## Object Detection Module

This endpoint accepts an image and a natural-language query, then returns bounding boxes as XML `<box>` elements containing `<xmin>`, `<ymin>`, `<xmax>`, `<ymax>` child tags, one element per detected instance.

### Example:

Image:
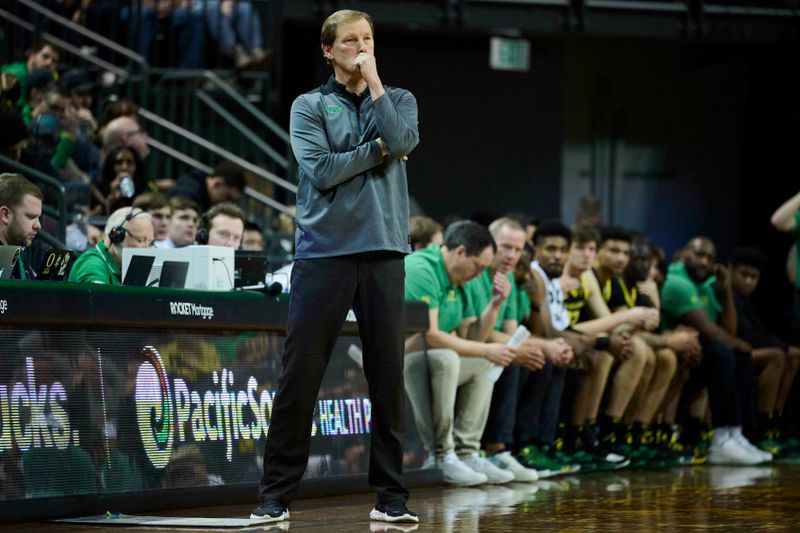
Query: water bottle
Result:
<box><xmin>119</xmin><ymin>175</ymin><xmax>135</xmax><ymax>198</ymax></box>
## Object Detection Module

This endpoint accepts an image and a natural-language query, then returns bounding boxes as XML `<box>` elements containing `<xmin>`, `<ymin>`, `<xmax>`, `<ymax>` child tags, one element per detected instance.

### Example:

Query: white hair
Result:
<box><xmin>104</xmin><ymin>206</ymin><xmax>151</xmax><ymax>235</ymax></box>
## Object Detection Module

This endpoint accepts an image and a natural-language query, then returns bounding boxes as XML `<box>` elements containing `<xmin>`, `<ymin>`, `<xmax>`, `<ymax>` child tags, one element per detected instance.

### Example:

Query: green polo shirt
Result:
<box><xmin>1</xmin><ymin>62</ymin><xmax>28</xmax><ymax>114</ymax></box>
<box><xmin>660</xmin><ymin>261</ymin><xmax>721</xmax><ymax>331</ymax></box>
<box><xmin>463</xmin><ymin>268</ymin><xmax>517</xmax><ymax>331</ymax></box>
<box><xmin>405</xmin><ymin>244</ymin><xmax>473</xmax><ymax>334</ymax></box>
<box><xmin>68</xmin><ymin>241</ymin><xmax>122</xmax><ymax>285</ymax></box>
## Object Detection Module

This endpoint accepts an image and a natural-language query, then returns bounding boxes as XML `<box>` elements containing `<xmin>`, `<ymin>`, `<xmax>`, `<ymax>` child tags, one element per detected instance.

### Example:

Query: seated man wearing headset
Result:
<box><xmin>196</xmin><ymin>202</ymin><xmax>245</xmax><ymax>249</ymax></box>
<box><xmin>68</xmin><ymin>206</ymin><xmax>154</xmax><ymax>284</ymax></box>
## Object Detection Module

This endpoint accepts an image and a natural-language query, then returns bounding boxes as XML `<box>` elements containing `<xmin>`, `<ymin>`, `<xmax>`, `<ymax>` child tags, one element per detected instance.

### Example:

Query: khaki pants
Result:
<box><xmin>404</xmin><ymin>349</ymin><xmax>494</xmax><ymax>458</ymax></box>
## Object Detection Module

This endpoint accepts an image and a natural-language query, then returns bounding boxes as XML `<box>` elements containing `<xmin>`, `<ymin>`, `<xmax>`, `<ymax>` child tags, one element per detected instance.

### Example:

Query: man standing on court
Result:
<box><xmin>252</xmin><ymin>9</ymin><xmax>420</xmax><ymax>525</ymax></box>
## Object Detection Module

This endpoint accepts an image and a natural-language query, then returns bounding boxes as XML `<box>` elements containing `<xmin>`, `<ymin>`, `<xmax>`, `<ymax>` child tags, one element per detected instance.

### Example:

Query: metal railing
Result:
<box><xmin>139</xmin><ymin>108</ymin><xmax>296</xmax><ymax>217</ymax></box>
<box><xmin>4</xmin><ymin>0</ymin><xmax>297</xmax><ymax>230</ymax></box>
<box><xmin>199</xmin><ymin>71</ymin><xmax>292</xmax><ymax>172</ymax></box>
<box><xmin>15</xmin><ymin>0</ymin><xmax>148</xmax><ymax>67</ymax></box>
<box><xmin>0</xmin><ymin>7</ymin><xmax>131</xmax><ymax>81</ymax></box>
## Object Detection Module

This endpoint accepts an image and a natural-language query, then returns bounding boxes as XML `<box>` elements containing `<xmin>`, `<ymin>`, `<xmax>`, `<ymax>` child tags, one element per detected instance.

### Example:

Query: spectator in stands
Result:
<box><xmin>1</xmin><ymin>71</ymin><xmax>20</xmax><ymax>109</ymax></box>
<box><xmin>102</xmin><ymin>116</ymin><xmax>150</xmax><ymax>162</ymax></box>
<box><xmin>26</xmin><ymin>88</ymin><xmax>84</xmax><ymax>182</ymax></box>
<box><xmin>409</xmin><ymin>215</ymin><xmax>443</xmax><ymax>251</ymax></box>
<box><xmin>20</xmin><ymin>68</ymin><xmax>58</xmax><ymax>125</ymax></box>
<box><xmin>661</xmin><ymin>236</ymin><xmax>771</xmax><ymax>464</ymax></box>
<box><xmin>100</xmin><ymin>98</ymin><xmax>140</xmax><ymax>132</ymax></box>
<box><xmin>60</xmin><ymin>68</ymin><xmax>95</xmax><ymax>115</ymax></box>
<box><xmin>169</xmin><ymin>161</ymin><xmax>245</xmax><ymax>213</ymax></box>
<box><xmin>133</xmin><ymin>191</ymin><xmax>172</xmax><ymax>243</ymax></box>
<box><xmin>403</xmin><ymin>220</ymin><xmax>515</xmax><ymax>486</ymax></box>
<box><xmin>68</xmin><ymin>206</ymin><xmax>153</xmax><ymax>285</ymax></box>
<box><xmin>94</xmin><ymin>145</ymin><xmax>146</xmax><ymax>215</ymax></box>
<box><xmin>195</xmin><ymin>1</ymin><xmax>271</xmax><ymax>69</ymax></box>
<box><xmin>729</xmin><ymin>246</ymin><xmax>800</xmax><ymax>453</ymax></box>
<box><xmin>242</xmin><ymin>221</ymin><xmax>264</xmax><ymax>251</ymax></box>
<box><xmin>198</xmin><ymin>202</ymin><xmax>244</xmax><ymax>248</ymax></box>
<box><xmin>0</xmin><ymin>173</ymin><xmax>46</xmax><ymax>279</ymax></box>
<box><xmin>156</xmin><ymin>196</ymin><xmax>199</xmax><ymax>249</ymax></box>
<box><xmin>60</xmin><ymin>68</ymin><xmax>100</xmax><ymax>179</ymax></box>
<box><xmin>0</xmin><ymin>107</ymin><xmax>28</xmax><ymax>163</ymax></box>
<box><xmin>121</xmin><ymin>1</ymin><xmax>205</xmax><ymax>69</ymax></box>
<box><xmin>1</xmin><ymin>41</ymin><xmax>60</xmax><ymax>117</ymax></box>
<box><xmin>102</xmin><ymin>111</ymin><xmax>178</xmax><ymax>193</ymax></box>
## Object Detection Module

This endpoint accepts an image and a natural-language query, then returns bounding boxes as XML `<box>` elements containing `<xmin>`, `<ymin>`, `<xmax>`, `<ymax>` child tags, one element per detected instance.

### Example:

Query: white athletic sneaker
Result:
<box><xmin>708</xmin><ymin>435</ymin><xmax>766</xmax><ymax>465</ymax></box>
<box><xmin>438</xmin><ymin>452</ymin><xmax>488</xmax><ymax>486</ymax></box>
<box><xmin>462</xmin><ymin>453</ymin><xmax>515</xmax><ymax>484</ymax></box>
<box><xmin>420</xmin><ymin>454</ymin><xmax>436</xmax><ymax>470</ymax></box>
<box><xmin>732</xmin><ymin>431</ymin><xmax>773</xmax><ymax>462</ymax></box>
<box><xmin>488</xmin><ymin>451</ymin><xmax>538</xmax><ymax>482</ymax></box>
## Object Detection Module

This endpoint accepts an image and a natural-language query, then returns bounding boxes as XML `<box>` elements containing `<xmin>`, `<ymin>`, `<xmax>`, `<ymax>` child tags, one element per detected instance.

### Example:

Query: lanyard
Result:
<box><xmin>619</xmin><ymin>278</ymin><xmax>638</xmax><ymax>308</ymax></box>
<box><xmin>602</xmin><ymin>276</ymin><xmax>638</xmax><ymax>308</ymax></box>
<box><xmin>17</xmin><ymin>255</ymin><xmax>26</xmax><ymax>280</ymax></box>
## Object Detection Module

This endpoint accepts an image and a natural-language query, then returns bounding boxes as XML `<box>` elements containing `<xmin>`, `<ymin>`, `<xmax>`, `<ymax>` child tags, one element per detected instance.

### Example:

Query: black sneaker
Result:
<box><xmin>250</xmin><ymin>499</ymin><xmax>290</xmax><ymax>522</ymax></box>
<box><xmin>369</xmin><ymin>501</ymin><xmax>419</xmax><ymax>523</ymax></box>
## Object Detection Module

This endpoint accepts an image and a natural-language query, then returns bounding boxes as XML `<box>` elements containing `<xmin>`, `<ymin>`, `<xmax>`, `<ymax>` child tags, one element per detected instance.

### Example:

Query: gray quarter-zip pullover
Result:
<box><xmin>290</xmin><ymin>76</ymin><xmax>419</xmax><ymax>259</ymax></box>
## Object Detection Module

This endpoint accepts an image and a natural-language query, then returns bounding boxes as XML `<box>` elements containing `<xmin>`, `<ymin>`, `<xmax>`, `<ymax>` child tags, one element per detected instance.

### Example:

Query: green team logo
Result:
<box><xmin>324</xmin><ymin>105</ymin><xmax>343</xmax><ymax>114</ymax></box>
<box><xmin>136</xmin><ymin>346</ymin><xmax>174</xmax><ymax>468</ymax></box>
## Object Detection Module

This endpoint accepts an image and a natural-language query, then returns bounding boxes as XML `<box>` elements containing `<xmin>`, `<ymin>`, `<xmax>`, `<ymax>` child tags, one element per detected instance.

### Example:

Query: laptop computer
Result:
<box><xmin>122</xmin><ymin>254</ymin><xmax>156</xmax><ymax>286</ymax></box>
<box><xmin>36</xmin><ymin>249</ymin><xmax>76</xmax><ymax>281</ymax></box>
<box><xmin>234</xmin><ymin>251</ymin><xmax>270</xmax><ymax>289</ymax></box>
<box><xmin>158</xmin><ymin>260</ymin><xmax>189</xmax><ymax>289</ymax></box>
<box><xmin>0</xmin><ymin>245</ymin><xmax>22</xmax><ymax>280</ymax></box>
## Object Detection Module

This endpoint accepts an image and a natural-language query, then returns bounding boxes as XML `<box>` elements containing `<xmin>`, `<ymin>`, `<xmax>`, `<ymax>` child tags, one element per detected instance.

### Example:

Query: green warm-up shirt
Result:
<box><xmin>660</xmin><ymin>261</ymin><xmax>721</xmax><ymax>331</ymax></box>
<box><xmin>463</xmin><ymin>268</ymin><xmax>517</xmax><ymax>331</ymax></box>
<box><xmin>404</xmin><ymin>244</ymin><xmax>474</xmax><ymax>334</ymax></box>
<box><xmin>68</xmin><ymin>241</ymin><xmax>122</xmax><ymax>285</ymax></box>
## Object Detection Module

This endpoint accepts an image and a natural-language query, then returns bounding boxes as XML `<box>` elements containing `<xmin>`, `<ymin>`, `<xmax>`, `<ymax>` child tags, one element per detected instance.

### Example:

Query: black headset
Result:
<box><xmin>195</xmin><ymin>210</ymin><xmax>210</xmax><ymax>245</ymax></box>
<box><xmin>108</xmin><ymin>208</ymin><xmax>144</xmax><ymax>245</ymax></box>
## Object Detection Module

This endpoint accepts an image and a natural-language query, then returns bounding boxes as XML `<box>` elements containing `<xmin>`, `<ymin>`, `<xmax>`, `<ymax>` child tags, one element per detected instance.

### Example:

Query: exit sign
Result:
<box><xmin>490</xmin><ymin>37</ymin><xmax>530</xmax><ymax>72</ymax></box>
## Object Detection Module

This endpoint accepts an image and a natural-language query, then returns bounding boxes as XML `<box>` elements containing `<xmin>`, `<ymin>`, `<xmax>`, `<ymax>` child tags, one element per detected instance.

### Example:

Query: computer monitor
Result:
<box><xmin>234</xmin><ymin>251</ymin><xmax>270</xmax><ymax>289</ymax></box>
<box><xmin>121</xmin><ymin>246</ymin><xmax>235</xmax><ymax>291</ymax></box>
<box><xmin>158</xmin><ymin>260</ymin><xmax>190</xmax><ymax>288</ymax></box>
<box><xmin>122</xmin><ymin>254</ymin><xmax>155</xmax><ymax>286</ymax></box>
<box><xmin>0</xmin><ymin>245</ymin><xmax>22</xmax><ymax>280</ymax></box>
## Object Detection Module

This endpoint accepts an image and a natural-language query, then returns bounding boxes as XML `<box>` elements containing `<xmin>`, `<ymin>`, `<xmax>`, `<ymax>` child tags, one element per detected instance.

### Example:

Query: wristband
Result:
<box><xmin>594</xmin><ymin>336</ymin><xmax>611</xmax><ymax>351</ymax></box>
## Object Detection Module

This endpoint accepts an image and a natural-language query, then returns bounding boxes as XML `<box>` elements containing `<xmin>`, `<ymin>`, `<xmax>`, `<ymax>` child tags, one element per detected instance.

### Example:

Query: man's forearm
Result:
<box><xmin>468</xmin><ymin>302</ymin><xmax>503</xmax><ymax>342</ymax></box>
<box><xmin>372</xmin><ymin>92</ymin><xmax>419</xmax><ymax>159</ymax></box>
<box><xmin>638</xmin><ymin>331</ymin><xmax>669</xmax><ymax>350</ymax></box>
<box><xmin>290</xmin><ymin>98</ymin><xmax>385</xmax><ymax>190</ymax></box>
<box><xmin>771</xmin><ymin>190</ymin><xmax>800</xmax><ymax>232</ymax></box>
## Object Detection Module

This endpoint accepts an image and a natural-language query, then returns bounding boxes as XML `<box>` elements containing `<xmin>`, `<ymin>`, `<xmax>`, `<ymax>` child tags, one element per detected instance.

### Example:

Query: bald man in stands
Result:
<box><xmin>102</xmin><ymin>116</ymin><xmax>150</xmax><ymax>161</ymax></box>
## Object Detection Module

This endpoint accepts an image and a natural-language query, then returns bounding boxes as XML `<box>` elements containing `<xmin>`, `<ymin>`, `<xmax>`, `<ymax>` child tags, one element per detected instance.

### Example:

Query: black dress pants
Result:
<box><xmin>259</xmin><ymin>252</ymin><xmax>408</xmax><ymax>505</ymax></box>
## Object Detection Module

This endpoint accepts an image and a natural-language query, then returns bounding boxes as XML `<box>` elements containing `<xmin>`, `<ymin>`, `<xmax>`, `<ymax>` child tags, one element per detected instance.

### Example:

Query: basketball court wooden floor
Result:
<box><xmin>11</xmin><ymin>463</ymin><xmax>800</xmax><ymax>532</ymax></box>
